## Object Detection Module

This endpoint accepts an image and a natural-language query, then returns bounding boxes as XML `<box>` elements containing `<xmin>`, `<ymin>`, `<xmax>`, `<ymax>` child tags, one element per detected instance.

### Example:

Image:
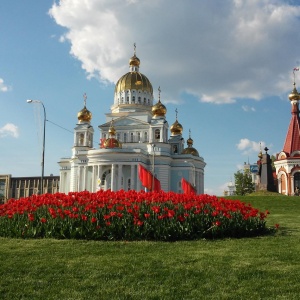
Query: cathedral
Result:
<box><xmin>58</xmin><ymin>48</ymin><xmax>206</xmax><ymax>194</ymax></box>
<box><xmin>274</xmin><ymin>72</ymin><xmax>300</xmax><ymax>195</ymax></box>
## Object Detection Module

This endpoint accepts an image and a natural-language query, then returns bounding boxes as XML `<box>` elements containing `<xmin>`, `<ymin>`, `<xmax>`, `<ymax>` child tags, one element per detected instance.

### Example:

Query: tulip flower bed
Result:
<box><xmin>0</xmin><ymin>190</ymin><xmax>272</xmax><ymax>240</ymax></box>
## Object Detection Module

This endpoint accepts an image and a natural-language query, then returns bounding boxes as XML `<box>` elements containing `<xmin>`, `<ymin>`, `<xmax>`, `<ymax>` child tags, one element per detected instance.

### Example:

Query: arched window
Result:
<box><xmin>79</xmin><ymin>133</ymin><xmax>84</xmax><ymax>145</ymax></box>
<box><xmin>137</xmin><ymin>132</ymin><xmax>141</xmax><ymax>142</ymax></box>
<box><xmin>124</xmin><ymin>133</ymin><xmax>127</xmax><ymax>143</ymax></box>
<box><xmin>144</xmin><ymin>132</ymin><xmax>148</xmax><ymax>142</ymax></box>
<box><xmin>155</xmin><ymin>129</ymin><xmax>160</xmax><ymax>140</ymax></box>
<box><xmin>132</xmin><ymin>96</ymin><xmax>135</xmax><ymax>103</ymax></box>
<box><xmin>294</xmin><ymin>172</ymin><xmax>300</xmax><ymax>191</ymax></box>
<box><xmin>130</xmin><ymin>132</ymin><xmax>134</xmax><ymax>142</ymax></box>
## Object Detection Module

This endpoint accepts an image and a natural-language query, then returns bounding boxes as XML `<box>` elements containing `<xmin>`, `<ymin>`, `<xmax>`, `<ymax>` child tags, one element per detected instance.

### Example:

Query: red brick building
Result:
<box><xmin>274</xmin><ymin>81</ymin><xmax>300</xmax><ymax>195</ymax></box>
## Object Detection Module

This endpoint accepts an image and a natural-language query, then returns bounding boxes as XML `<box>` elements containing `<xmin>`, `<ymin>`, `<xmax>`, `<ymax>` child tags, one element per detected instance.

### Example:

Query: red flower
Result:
<box><xmin>275</xmin><ymin>223</ymin><xmax>280</xmax><ymax>229</ymax></box>
<box><xmin>144</xmin><ymin>213</ymin><xmax>150</xmax><ymax>218</ymax></box>
<box><xmin>151</xmin><ymin>206</ymin><xmax>160</xmax><ymax>214</ymax></box>
<box><xmin>214</xmin><ymin>221</ymin><xmax>221</xmax><ymax>226</ymax></box>
<box><xmin>91</xmin><ymin>217</ymin><xmax>97</xmax><ymax>223</ymax></box>
<box><xmin>28</xmin><ymin>213</ymin><xmax>34</xmax><ymax>222</ymax></box>
<box><xmin>40</xmin><ymin>218</ymin><xmax>47</xmax><ymax>223</ymax></box>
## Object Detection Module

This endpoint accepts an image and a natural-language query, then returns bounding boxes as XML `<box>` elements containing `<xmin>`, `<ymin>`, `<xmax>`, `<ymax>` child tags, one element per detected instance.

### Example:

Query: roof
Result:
<box><xmin>282</xmin><ymin>102</ymin><xmax>300</xmax><ymax>155</ymax></box>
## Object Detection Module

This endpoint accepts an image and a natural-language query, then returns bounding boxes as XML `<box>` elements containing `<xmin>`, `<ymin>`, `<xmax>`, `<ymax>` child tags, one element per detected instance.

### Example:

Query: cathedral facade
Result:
<box><xmin>58</xmin><ymin>49</ymin><xmax>206</xmax><ymax>194</ymax></box>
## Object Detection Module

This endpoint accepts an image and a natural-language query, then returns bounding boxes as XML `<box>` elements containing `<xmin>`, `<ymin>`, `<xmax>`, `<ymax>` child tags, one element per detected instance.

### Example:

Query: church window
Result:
<box><xmin>124</xmin><ymin>133</ymin><xmax>127</xmax><ymax>142</ymax></box>
<box><xmin>130</xmin><ymin>132</ymin><xmax>134</xmax><ymax>142</ymax></box>
<box><xmin>126</xmin><ymin>97</ymin><xmax>129</xmax><ymax>104</ymax></box>
<box><xmin>132</xmin><ymin>96</ymin><xmax>135</xmax><ymax>104</ymax></box>
<box><xmin>155</xmin><ymin>129</ymin><xmax>160</xmax><ymax>140</ymax></box>
<box><xmin>144</xmin><ymin>132</ymin><xmax>148</xmax><ymax>142</ymax></box>
<box><xmin>79</xmin><ymin>133</ymin><xmax>84</xmax><ymax>145</ymax></box>
<box><xmin>117</xmin><ymin>133</ymin><xmax>120</xmax><ymax>140</ymax></box>
<box><xmin>138</xmin><ymin>97</ymin><xmax>141</xmax><ymax>103</ymax></box>
<box><xmin>173</xmin><ymin>145</ymin><xmax>178</xmax><ymax>154</ymax></box>
<box><xmin>128</xmin><ymin>178</ymin><xmax>131</xmax><ymax>191</ymax></box>
<box><xmin>144</xmin><ymin>97</ymin><xmax>146</xmax><ymax>104</ymax></box>
<box><xmin>121</xmin><ymin>97</ymin><xmax>124</xmax><ymax>104</ymax></box>
<box><xmin>137</xmin><ymin>132</ymin><xmax>141</xmax><ymax>142</ymax></box>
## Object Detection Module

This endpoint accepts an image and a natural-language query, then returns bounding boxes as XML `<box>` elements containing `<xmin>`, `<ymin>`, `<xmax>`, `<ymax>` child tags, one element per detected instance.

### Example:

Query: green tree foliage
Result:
<box><xmin>234</xmin><ymin>170</ymin><xmax>255</xmax><ymax>196</ymax></box>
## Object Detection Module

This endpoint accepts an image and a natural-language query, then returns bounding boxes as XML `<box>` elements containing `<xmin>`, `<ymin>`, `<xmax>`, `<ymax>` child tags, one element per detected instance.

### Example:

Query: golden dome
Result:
<box><xmin>182</xmin><ymin>147</ymin><xmax>199</xmax><ymax>157</ymax></box>
<box><xmin>152</xmin><ymin>100</ymin><xmax>167</xmax><ymax>117</ymax></box>
<box><xmin>129</xmin><ymin>54</ymin><xmax>140</xmax><ymax>67</ymax></box>
<box><xmin>258</xmin><ymin>150</ymin><xmax>263</xmax><ymax>159</ymax></box>
<box><xmin>182</xmin><ymin>135</ymin><xmax>199</xmax><ymax>157</ymax></box>
<box><xmin>289</xmin><ymin>83</ymin><xmax>300</xmax><ymax>101</ymax></box>
<box><xmin>170</xmin><ymin>120</ymin><xmax>183</xmax><ymax>135</ymax></box>
<box><xmin>77</xmin><ymin>106</ymin><xmax>92</xmax><ymax>123</ymax></box>
<box><xmin>103</xmin><ymin>120</ymin><xmax>121</xmax><ymax>148</ymax></box>
<box><xmin>104</xmin><ymin>138</ymin><xmax>122</xmax><ymax>149</ymax></box>
<box><xmin>115</xmin><ymin>72</ymin><xmax>153</xmax><ymax>94</ymax></box>
<box><xmin>187</xmin><ymin>137</ymin><xmax>193</xmax><ymax>146</ymax></box>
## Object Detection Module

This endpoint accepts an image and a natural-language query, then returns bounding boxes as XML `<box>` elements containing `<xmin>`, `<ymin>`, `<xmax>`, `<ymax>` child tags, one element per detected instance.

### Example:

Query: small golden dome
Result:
<box><xmin>289</xmin><ymin>83</ymin><xmax>300</xmax><ymax>101</ymax></box>
<box><xmin>187</xmin><ymin>137</ymin><xmax>193</xmax><ymax>146</ymax></box>
<box><xmin>258</xmin><ymin>150</ymin><xmax>263</xmax><ymax>159</ymax></box>
<box><xmin>182</xmin><ymin>147</ymin><xmax>199</xmax><ymax>157</ymax></box>
<box><xmin>152</xmin><ymin>100</ymin><xmax>167</xmax><ymax>117</ymax></box>
<box><xmin>104</xmin><ymin>138</ymin><xmax>122</xmax><ymax>149</ymax></box>
<box><xmin>170</xmin><ymin>120</ymin><xmax>183</xmax><ymax>135</ymax></box>
<box><xmin>129</xmin><ymin>54</ymin><xmax>140</xmax><ymax>67</ymax></box>
<box><xmin>103</xmin><ymin>119</ymin><xmax>121</xmax><ymax>148</ymax></box>
<box><xmin>182</xmin><ymin>136</ymin><xmax>199</xmax><ymax>157</ymax></box>
<box><xmin>77</xmin><ymin>106</ymin><xmax>92</xmax><ymax>123</ymax></box>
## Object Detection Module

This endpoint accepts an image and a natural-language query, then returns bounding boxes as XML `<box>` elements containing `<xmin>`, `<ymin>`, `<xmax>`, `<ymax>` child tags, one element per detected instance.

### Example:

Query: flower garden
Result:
<box><xmin>0</xmin><ymin>190</ymin><xmax>273</xmax><ymax>240</ymax></box>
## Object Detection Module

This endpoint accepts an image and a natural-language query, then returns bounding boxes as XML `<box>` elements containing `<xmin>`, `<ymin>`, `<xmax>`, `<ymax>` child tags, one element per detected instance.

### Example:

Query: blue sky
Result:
<box><xmin>1</xmin><ymin>0</ymin><xmax>300</xmax><ymax>195</ymax></box>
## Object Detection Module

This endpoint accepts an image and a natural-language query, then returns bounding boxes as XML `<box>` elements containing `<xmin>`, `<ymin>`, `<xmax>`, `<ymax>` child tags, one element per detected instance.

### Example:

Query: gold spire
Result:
<box><xmin>170</xmin><ymin>108</ymin><xmax>183</xmax><ymax>135</ymax></box>
<box><xmin>77</xmin><ymin>93</ymin><xmax>92</xmax><ymax>123</ymax></box>
<box><xmin>182</xmin><ymin>129</ymin><xmax>199</xmax><ymax>156</ymax></box>
<box><xmin>129</xmin><ymin>43</ymin><xmax>140</xmax><ymax>67</ymax></box>
<box><xmin>104</xmin><ymin>119</ymin><xmax>122</xmax><ymax>149</ymax></box>
<box><xmin>152</xmin><ymin>86</ymin><xmax>167</xmax><ymax>117</ymax></box>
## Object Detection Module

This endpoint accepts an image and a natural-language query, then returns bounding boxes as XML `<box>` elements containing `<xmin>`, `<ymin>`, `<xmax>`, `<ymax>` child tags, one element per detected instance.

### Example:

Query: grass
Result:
<box><xmin>1</xmin><ymin>195</ymin><xmax>300</xmax><ymax>299</ymax></box>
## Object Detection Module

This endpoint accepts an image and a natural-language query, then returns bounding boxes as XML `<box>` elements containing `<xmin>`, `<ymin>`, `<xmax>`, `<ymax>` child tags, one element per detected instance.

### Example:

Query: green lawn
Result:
<box><xmin>1</xmin><ymin>195</ymin><xmax>300</xmax><ymax>299</ymax></box>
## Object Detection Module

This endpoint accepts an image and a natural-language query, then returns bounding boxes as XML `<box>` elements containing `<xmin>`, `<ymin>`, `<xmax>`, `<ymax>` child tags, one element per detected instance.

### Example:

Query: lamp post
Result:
<box><xmin>184</xmin><ymin>160</ymin><xmax>195</xmax><ymax>187</ymax></box>
<box><xmin>27</xmin><ymin>99</ymin><xmax>46</xmax><ymax>195</ymax></box>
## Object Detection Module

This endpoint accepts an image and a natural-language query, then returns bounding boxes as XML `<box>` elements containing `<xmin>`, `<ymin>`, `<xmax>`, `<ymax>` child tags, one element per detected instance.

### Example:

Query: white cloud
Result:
<box><xmin>0</xmin><ymin>123</ymin><xmax>19</xmax><ymax>138</ymax></box>
<box><xmin>0</xmin><ymin>78</ymin><xmax>10</xmax><ymax>92</ymax></box>
<box><xmin>49</xmin><ymin>0</ymin><xmax>300</xmax><ymax>104</ymax></box>
<box><xmin>237</xmin><ymin>138</ymin><xmax>267</xmax><ymax>154</ymax></box>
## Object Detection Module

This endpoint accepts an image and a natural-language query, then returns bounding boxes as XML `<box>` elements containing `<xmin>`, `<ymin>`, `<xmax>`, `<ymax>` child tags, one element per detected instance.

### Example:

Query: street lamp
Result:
<box><xmin>184</xmin><ymin>160</ymin><xmax>195</xmax><ymax>187</ymax></box>
<box><xmin>27</xmin><ymin>99</ymin><xmax>46</xmax><ymax>195</ymax></box>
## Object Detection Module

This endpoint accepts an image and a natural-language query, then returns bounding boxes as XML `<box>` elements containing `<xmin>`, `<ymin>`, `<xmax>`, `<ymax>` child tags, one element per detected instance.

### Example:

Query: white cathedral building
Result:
<box><xmin>58</xmin><ymin>49</ymin><xmax>206</xmax><ymax>194</ymax></box>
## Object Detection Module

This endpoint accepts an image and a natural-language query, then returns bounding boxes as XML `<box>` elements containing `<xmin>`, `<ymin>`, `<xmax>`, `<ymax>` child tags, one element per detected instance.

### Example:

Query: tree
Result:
<box><xmin>234</xmin><ymin>169</ymin><xmax>255</xmax><ymax>196</ymax></box>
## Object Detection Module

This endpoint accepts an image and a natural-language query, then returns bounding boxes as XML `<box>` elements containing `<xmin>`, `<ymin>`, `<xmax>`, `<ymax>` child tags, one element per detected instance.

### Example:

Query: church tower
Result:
<box><xmin>274</xmin><ymin>71</ymin><xmax>300</xmax><ymax>195</ymax></box>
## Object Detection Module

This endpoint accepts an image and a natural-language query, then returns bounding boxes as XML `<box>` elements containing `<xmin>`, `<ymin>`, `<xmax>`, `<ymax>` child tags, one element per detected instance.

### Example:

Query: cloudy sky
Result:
<box><xmin>1</xmin><ymin>0</ymin><xmax>300</xmax><ymax>195</ymax></box>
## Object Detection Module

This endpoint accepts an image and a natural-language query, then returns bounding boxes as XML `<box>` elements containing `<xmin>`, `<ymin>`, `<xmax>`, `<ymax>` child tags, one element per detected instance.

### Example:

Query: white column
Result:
<box><xmin>137</xmin><ymin>164</ymin><xmax>141</xmax><ymax>191</ymax></box>
<box><xmin>83</xmin><ymin>166</ymin><xmax>87</xmax><ymax>191</ymax></box>
<box><xmin>130</xmin><ymin>164</ymin><xmax>135</xmax><ymax>190</ymax></box>
<box><xmin>111</xmin><ymin>164</ymin><xmax>115</xmax><ymax>191</ymax></box>
<box><xmin>98</xmin><ymin>165</ymin><xmax>103</xmax><ymax>190</ymax></box>
<box><xmin>291</xmin><ymin>175</ymin><xmax>294</xmax><ymax>195</ymax></box>
<box><xmin>118</xmin><ymin>164</ymin><xmax>123</xmax><ymax>190</ymax></box>
<box><xmin>92</xmin><ymin>165</ymin><xmax>96</xmax><ymax>192</ymax></box>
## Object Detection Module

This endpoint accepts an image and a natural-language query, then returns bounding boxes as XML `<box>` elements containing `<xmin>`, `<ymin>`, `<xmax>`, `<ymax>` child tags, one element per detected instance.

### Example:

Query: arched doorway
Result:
<box><xmin>294</xmin><ymin>172</ymin><xmax>300</xmax><ymax>193</ymax></box>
